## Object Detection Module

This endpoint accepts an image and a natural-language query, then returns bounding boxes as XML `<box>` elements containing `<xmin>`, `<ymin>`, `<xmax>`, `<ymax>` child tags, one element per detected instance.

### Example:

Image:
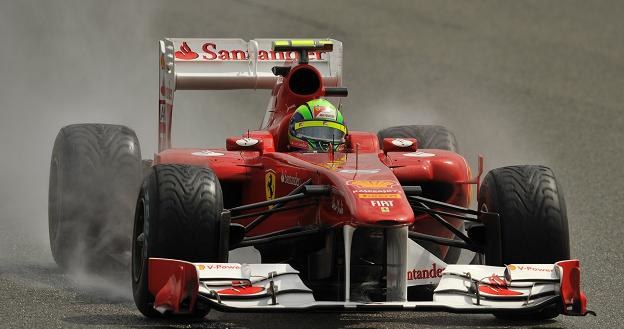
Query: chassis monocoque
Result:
<box><xmin>48</xmin><ymin>39</ymin><xmax>592</xmax><ymax>321</ymax></box>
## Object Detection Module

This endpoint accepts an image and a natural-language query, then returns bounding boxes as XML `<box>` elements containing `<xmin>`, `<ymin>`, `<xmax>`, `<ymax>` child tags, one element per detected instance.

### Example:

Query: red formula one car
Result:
<box><xmin>48</xmin><ymin>38</ymin><xmax>593</xmax><ymax>320</ymax></box>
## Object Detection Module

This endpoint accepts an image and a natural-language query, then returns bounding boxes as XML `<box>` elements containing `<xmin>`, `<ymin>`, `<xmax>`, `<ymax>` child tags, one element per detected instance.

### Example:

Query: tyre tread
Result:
<box><xmin>48</xmin><ymin>123</ymin><xmax>142</xmax><ymax>269</ymax></box>
<box><xmin>151</xmin><ymin>164</ymin><xmax>224</xmax><ymax>262</ymax></box>
<box><xmin>480</xmin><ymin>165</ymin><xmax>569</xmax><ymax>264</ymax></box>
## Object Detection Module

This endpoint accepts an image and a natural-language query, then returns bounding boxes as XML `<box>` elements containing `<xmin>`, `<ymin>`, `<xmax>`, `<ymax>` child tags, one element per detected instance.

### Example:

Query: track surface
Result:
<box><xmin>1</xmin><ymin>0</ymin><xmax>622</xmax><ymax>328</ymax></box>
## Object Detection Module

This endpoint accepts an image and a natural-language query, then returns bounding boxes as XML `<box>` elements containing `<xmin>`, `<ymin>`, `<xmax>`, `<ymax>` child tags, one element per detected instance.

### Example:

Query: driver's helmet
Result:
<box><xmin>288</xmin><ymin>98</ymin><xmax>347</xmax><ymax>152</ymax></box>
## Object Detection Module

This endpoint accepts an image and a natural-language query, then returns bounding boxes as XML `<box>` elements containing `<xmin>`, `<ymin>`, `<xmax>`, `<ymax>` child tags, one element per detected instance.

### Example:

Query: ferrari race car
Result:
<box><xmin>48</xmin><ymin>38</ymin><xmax>593</xmax><ymax>320</ymax></box>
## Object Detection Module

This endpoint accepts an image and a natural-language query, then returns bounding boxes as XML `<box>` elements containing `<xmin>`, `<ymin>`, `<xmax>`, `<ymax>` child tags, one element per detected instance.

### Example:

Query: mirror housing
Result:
<box><xmin>382</xmin><ymin>138</ymin><xmax>418</xmax><ymax>154</ymax></box>
<box><xmin>226</xmin><ymin>137</ymin><xmax>264</xmax><ymax>153</ymax></box>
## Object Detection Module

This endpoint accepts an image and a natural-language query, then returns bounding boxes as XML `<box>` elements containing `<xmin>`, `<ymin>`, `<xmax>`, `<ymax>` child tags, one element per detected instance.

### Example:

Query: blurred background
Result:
<box><xmin>0</xmin><ymin>0</ymin><xmax>621</xmax><ymax>328</ymax></box>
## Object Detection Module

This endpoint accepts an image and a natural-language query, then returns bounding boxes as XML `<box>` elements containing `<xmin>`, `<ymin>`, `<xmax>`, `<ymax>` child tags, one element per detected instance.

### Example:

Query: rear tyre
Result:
<box><xmin>132</xmin><ymin>164</ymin><xmax>228</xmax><ymax>318</ymax></box>
<box><xmin>479</xmin><ymin>165</ymin><xmax>569</xmax><ymax>320</ymax></box>
<box><xmin>377</xmin><ymin>125</ymin><xmax>457</xmax><ymax>152</ymax></box>
<box><xmin>377</xmin><ymin>125</ymin><xmax>461</xmax><ymax>264</ymax></box>
<box><xmin>48</xmin><ymin>124</ymin><xmax>142</xmax><ymax>271</ymax></box>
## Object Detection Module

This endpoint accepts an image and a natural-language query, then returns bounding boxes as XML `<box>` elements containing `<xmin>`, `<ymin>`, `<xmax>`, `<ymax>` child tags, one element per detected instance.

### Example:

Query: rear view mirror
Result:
<box><xmin>382</xmin><ymin>138</ymin><xmax>418</xmax><ymax>154</ymax></box>
<box><xmin>226</xmin><ymin>137</ymin><xmax>264</xmax><ymax>153</ymax></box>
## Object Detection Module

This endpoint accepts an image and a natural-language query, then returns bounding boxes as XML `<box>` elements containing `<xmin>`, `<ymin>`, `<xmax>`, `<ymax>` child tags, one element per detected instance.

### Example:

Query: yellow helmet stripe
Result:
<box><xmin>294</xmin><ymin>120</ymin><xmax>347</xmax><ymax>134</ymax></box>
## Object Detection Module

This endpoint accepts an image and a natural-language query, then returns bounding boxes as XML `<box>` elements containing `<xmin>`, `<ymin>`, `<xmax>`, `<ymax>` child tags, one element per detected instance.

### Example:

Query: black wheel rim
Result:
<box><xmin>132</xmin><ymin>198</ymin><xmax>146</xmax><ymax>282</ymax></box>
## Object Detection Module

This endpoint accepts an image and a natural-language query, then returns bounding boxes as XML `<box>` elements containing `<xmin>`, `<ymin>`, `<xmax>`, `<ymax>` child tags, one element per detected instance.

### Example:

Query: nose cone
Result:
<box><xmin>295</xmin><ymin>151</ymin><xmax>416</xmax><ymax>227</ymax></box>
<box><xmin>345</xmin><ymin>179</ymin><xmax>415</xmax><ymax>226</ymax></box>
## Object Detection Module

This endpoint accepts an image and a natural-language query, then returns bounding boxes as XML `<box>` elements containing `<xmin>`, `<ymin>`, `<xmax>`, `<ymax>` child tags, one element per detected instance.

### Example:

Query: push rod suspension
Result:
<box><xmin>409</xmin><ymin>195</ymin><xmax>481</xmax><ymax>216</ymax></box>
<box><xmin>245</xmin><ymin>178</ymin><xmax>313</xmax><ymax>232</ymax></box>
<box><xmin>408</xmin><ymin>231</ymin><xmax>483</xmax><ymax>253</ymax></box>
<box><xmin>411</xmin><ymin>201</ymin><xmax>482</xmax><ymax>251</ymax></box>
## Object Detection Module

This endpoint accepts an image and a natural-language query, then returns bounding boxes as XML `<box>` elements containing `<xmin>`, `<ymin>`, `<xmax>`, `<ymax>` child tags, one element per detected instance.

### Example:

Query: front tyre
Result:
<box><xmin>132</xmin><ymin>164</ymin><xmax>228</xmax><ymax>318</ymax></box>
<box><xmin>479</xmin><ymin>165</ymin><xmax>570</xmax><ymax>320</ymax></box>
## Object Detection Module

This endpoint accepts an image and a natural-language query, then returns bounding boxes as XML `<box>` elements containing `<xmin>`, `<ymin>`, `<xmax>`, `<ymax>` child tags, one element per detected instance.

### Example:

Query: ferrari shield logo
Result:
<box><xmin>265</xmin><ymin>170</ymin><xmax>276</xmax><ymax>201</ymax></box>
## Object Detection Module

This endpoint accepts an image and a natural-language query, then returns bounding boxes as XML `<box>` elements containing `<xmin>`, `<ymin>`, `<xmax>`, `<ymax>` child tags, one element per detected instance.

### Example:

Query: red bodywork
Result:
<box><xmin>155</xmin><ymin>63</ymin><xmax>472</xmax><ymax>255</ymax></box>
<box><xmin>149</xmin><ymin>258</ymin><xmax>199</xmax><ymax>314</ymax></box>
<box><xmin>557</xmin><ymin>260</ymin><xmax>592</xmax><ymax>316</ymax></box>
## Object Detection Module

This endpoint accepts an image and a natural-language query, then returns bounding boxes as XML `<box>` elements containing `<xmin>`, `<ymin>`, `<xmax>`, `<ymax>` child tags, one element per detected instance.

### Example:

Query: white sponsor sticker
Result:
<box><xmin>195</xmin><ymin>263</ymin><xmax>242</xmax><ymax>280</ymax></box>
<box><xmin>505</xmin><ymin>264</ymin><xmax>558</xmax><ymax>282</ymax></box>
<box><xmin>403</xmin><ymin>151</ymin><xmax>435</xmax><ymax>157</ymax></box>
<box><xmin>353</xmin><ymin>189</ymin><xmax>399</xmax><ymax>193</ymax></box>
<box><xmin>338</xmin><ymin>169</ymin><xmax>380</xmax><ymax>174</ymax></box>
<box><xmin>407</xmin><ymin>239</ymin><xmax>447</xmax><ymax>286</ymax></box>
<box><xmin>313</xmin><ymin>106</ymin><xmax>337</xmax><ymax>120</ymax></box>
<box><xmin>192</xmin><ymin>150</ymin><xmax>225</xmax><ymax>156</ymax></box>
<box><xmin>370</xmin><ymin>200</ymin><xmax>394</xmax><ymax>207</ymax></box>
<box><xmin>236</xmin><ymin>138</ymin><xmax>259</xmax><ymax>147</ymax></box>
<box><xmin>371</xmin><ymin>200</ymin><xmax>394</xmax><ymax>213</ymax></box>
<box><xmin>391</xmin><ymin>138</ymin><xmax>414</xmax><ymax>148</ymax></box>
<box><xmin>280</xmin><ymin>173</ymin><xmax>301</xmax><ymax>186</ymax></box>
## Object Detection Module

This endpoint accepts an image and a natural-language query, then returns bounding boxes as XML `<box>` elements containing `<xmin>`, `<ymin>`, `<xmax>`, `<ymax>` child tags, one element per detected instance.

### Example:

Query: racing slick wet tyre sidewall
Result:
<box><xmin>377</xmin><ymin>125</ymin><xmax>462</xmax><ymax>264</ymax></box>
<box><xmin>478</xmin><ymin>165</ymin><xmax>570</xmax><ymax>320</ymax></box>
<box><xmin>132</xmin><ymin>164</ymin><xmax>227</xmax><ymax>318</ymax></box>
<box><xmin>48</xmin><ymin>124</ymin><xmax>142</xmax><ymax>271</ymax></box>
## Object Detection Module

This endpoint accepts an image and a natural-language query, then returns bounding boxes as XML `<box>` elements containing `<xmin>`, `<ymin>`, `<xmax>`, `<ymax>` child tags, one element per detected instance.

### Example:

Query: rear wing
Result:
<box><xmin>158</xmin><ymin>38</ymin><xmax>343</xmax><ymax>151</ymax></box>
<box><xmin>159</xmin><ymin>38</ymin><xmax>342</xmax><ymax>91</ymax></box>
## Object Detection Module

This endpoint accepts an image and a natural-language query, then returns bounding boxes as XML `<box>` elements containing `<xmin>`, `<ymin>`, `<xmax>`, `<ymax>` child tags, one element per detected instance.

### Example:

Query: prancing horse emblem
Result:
<box><xmin>265</xmin><ymin>170</ymin><xmax>276</xmax><ymax>201</ymax></box>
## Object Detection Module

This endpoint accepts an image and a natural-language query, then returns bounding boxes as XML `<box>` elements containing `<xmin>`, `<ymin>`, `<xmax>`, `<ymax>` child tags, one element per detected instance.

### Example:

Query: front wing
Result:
<box><xmin>147</xmin><ymin>258</ymin><xmax>592</xmax><ymax>316</ymax></box>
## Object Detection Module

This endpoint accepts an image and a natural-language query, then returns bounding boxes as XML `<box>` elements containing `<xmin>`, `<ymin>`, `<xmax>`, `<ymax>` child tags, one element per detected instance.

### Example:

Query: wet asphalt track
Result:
<box><xmin>0</xmin><ymin>0</ymin><xmax>622</xmax><ymax>328</ymax></box>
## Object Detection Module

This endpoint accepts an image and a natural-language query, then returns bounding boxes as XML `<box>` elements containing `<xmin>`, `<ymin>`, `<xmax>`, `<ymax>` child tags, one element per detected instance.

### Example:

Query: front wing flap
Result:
<box><xmin>147</xmin><ymin>258</ymin><xmax>593</xmax><ymax>316</ymax></box>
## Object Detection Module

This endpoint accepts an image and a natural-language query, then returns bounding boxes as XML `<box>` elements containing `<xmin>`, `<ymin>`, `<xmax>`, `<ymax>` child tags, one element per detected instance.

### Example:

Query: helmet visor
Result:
<box><xmin>294</xmin><ymin>120</ymin><xmax>347</xmax><ymax>143</ymax></box>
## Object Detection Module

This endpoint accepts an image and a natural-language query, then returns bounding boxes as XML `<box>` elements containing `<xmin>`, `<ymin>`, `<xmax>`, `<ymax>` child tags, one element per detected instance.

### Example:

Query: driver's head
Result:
<box><xmin>288</xmin><ymin>98</ymin><xmax>347</xmax><ymax>152</ymax></box>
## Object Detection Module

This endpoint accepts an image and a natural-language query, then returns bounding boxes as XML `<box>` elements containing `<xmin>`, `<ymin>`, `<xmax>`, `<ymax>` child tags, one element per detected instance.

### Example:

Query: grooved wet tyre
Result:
<box><xmin>479</xmin><ymin>166</ymin><xmax>570</xmax><ymax>264</ymax></box>
<box><xmin>48</xmin><ymin>124</ymin><xmax>142</xmax><ymax>271</ymax></box>
<box><xmin>378</xmin><ymin>125</ymin><xmax>461</xmax><ymax>263</ymax></box>
<box><xmin>132</xmin><ymin>164</ymin><xmax>228</xmax><ymax>318</ymax></box>
<box><xmin>479</xmin><ymin>165</ymin><xmax>570</xmax><ymax>320</ymax></box>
